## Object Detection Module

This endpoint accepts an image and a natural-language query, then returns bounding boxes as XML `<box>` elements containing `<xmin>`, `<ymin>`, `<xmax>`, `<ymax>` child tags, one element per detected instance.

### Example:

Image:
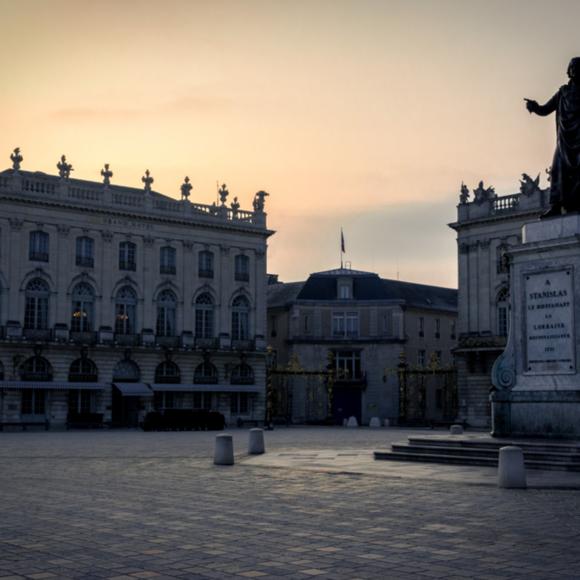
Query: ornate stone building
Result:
<box><xmin>0</xmin><ymin>149</ymin><xmax>272</xmax><ymax>428</ymax></box>
<box><xmin>448</xmin><ymin>175</ymin><xmax>549</xmax><ymax>427</ymax></box>
<box><xmin>267</xmin><ymin>267</ymin><xmax>457</xmax><ymax>425</ymax></box>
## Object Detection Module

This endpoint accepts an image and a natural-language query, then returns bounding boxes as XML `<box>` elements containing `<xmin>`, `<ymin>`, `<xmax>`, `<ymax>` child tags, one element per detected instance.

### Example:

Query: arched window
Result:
<box><xmin>160</xmin><ymin>246</ymin><xmax>176</xmax><ymax>275</ymax></box>
<box><xmin>156</xmin><ymin>289</ymin><xmax>177</xmax><ymax>337</ymax></box>
<box><xmin>24</xmin><ymin>278</ymin><xmax>49</xmax><ymax>329</ymax></box>
<box><xmin>29</xmin><ymin>230</ymin><xmax>49</xmax><ymax>262</ymax></box>
<box><xmin>497</xmin><ymin>287</ymin><xmax>509</xmax><ymax>337</ymax></box>
<box><xmin>234</xmin><ymin>254</ymin><xmax>250</xmax><ymax>282</ymax></box>
<box><xmin>112</xmin><ymin>359</ymin><xmax>140</xmax><ymax>382</ymax></box>
<box><xmin>198</xmin><ymin>250</ymin><xmax>214</xmax><ymax>278</ymax></box>
<box><xmin>69</xmin><ymin>358</ymin><xmax>98</xmax><ymax>382</ymax></box>
<box><xmin>230</xmin><ymin>363</ymin><xmax>254</xmax><ymax>385</ymax></box>
<box><xmin>195</xmin><ymin>293</ymin><xmax>214</xmax><ymax>339</ymax></box>
<box><xmin>71</xmin><ymin>283</ymin><xmax>95</xmax><ymax>332</ymax></box>
<box><xmin>119</xmin><ymin>241</ymin><xmax>136</xmax><ymax>271</ymax></box>
<box><xmin>20</xmin><ymin>356</ymin><xmax>53</xmax><ymax>381</ymax></box>
<box><xmin>76</xmin><ymin>236</ymin><xmax>94</xmax><ymax>268</ymax></box>
<box><xmin>194</xmin><ymin>361</ymin><xmax>218</xmax><ymax>384</ymax></box>
<box><xmin>115</xmin><ymin>286</ymin><xmax>137</xmax><ymax>335</ymax></box>
<box><xmin>155</xmin><ymin>360</ymin><xmax>181</xmax><ymax>384</ymax></box>
<box><xmin>231</xmin><ymin>295</ymin><xmax>250</xmax><ymax>340</ymax></box>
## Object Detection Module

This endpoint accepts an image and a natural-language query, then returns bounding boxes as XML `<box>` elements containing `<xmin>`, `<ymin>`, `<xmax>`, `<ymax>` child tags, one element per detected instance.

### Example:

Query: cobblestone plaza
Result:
<box><xmin>1</xmin><ymin>427</ymin><xmax>580</xmax><ymax>579</ymax></box>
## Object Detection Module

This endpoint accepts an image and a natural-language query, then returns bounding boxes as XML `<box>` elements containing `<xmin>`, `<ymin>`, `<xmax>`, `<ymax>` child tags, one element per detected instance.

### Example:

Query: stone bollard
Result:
<box><xmin>347</xmin><ymin>416</ymin><xmax>358</xmax><ymax>428</ymax></box>
<box><xmin>498</xmin><ymin>446</ymin><xmax>527</xmax><ymax>489</ymax></box>
<box><xmin>214</xmin><ymin>433</ymin><xmax>234</xmax><ymax>465</ymax></box>
<box><xmin>248</xmin><ymin>428</ymin><xmax>265</xmax><ymax>455</ymax></box>
<box><xmin>384</xmin><ymin>419</ymin><xmax>390</xmax><ymax>428</ymax></box>
<box><xmin>369</xmin><ymin>417</ymin><xmax>381</xmax><ymax>428</ymax></box>
<box><xmin>450</xmin><ymin>424</ymin><xmax>464</xmax><ymax>435</ymax></box>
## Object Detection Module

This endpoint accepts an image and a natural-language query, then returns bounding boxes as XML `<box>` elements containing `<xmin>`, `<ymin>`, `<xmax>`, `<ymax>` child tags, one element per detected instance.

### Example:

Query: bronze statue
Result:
<box><xmin>525</xmin><ymin>57</ymin><xmax>580</xmax><ymax>217</ymax></box>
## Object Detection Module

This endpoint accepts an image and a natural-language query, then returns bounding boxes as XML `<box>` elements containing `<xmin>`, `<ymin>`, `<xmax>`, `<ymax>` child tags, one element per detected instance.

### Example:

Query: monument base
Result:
<box><xmin>491</xmin><ymin>214</ymin><xmax>580</xmax><ymax>439</ymax></box>
<box><xmin>491</xmin><ymin>389</ymin><xmax>580</xmax><ymax>438</ymax></box>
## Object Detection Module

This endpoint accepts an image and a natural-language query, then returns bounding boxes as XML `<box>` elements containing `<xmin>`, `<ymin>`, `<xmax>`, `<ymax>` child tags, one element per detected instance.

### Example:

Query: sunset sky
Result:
<box><xmin>1</xmin><ymin>0</ymin><xmax>579</xmax><ymax>287</ymax></box>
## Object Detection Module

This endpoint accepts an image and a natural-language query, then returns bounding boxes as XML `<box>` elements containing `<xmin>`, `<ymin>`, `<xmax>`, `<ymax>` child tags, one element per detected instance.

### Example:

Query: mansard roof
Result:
<box><xmin>270</xmin><ymin>267</ymin><xmax>457</xmax><ymax>312</ymax></box>
<box><xmin>267</xmin><ymin>281</ymin><xmax>305</xmax><ymax>309</ymax></box>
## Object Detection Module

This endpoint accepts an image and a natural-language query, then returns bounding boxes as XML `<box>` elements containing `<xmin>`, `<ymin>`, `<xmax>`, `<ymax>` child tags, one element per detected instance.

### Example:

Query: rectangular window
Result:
<box><xmin>160</xmin><ymin>247</ymin><xmax>176</xmax><ymax>275</ymax></box>
<box><xmin>68</xmin><ymin>390</ymin><xmax>94</xmax><ymax>413</ymax></box>
<box><xmin>435</xmin><ymin>318</ymin><xmax>441</xmax><ymax>339</ymax></box>
<box><xmin>193</xmin><ymin>392</ymin><xmax>212</xmax><ymax>410</ymax></box>
<box><xmin>451</xmin><ymin>321</ymin><xmax>456</xmax><ymax>340</ymax></box>
<box><xmin>119</xmin><ymin>242</ymin><xmax>136</xmax><ymax>271</ymax></box>
<box><xmin>303</xmin><ymin>314</ymin><xmax>310</xmax><ymax>334</ymax></box>
<box><xmin>339</xmin><ymin>285</ymin><xmax>351</xmax><ymax>299</ymax></box>
<box><xmin>418</xmin><ymin>317</ymin><xmax>424</xmax><ymax>337</ymax></box>
<box><xmin>417</xmin><ymin>350</ymin><xmax>426</xmax><ymax>367</ymax></box>
<box><xmin>21</xmin><ymin>389</ymin><xmax>46</xmax><ymax>416</ymax></box>
<box><xmin>199</xmin><ymin>251</ymin><xmax>214</xmax><ymax>278</ymax></box>
<box><xmin>230</xmin><ymin>393</ymin><xmax>249</xmax><ymax>414</ymax></box>
<box><xmin>234</xmin><ymin>255</ymin><xmax>250</xmax><ymax>282</ymax></box>
<box><xmin>383</xmin><ymin>310</ymin><xmax>393</xmax><ymax>336</ymax></box>
<box><xmin>75</xmin><ymin>237</ymin><xmax>94</xmax><ymax>268</ymax></box>
<box><xmin>498</xmin><ymin>306</ymin><xmax>508</xmax><ymax>337</ymax></box>
<box><xmin>29</xmin><ymin>231</ymin><xmax>49</xmax><ymax>262</ymax></box>
<box><xmin>332</xmin><ymin>312</ymin><xmax>359</xmax><ymax>338</ymax></box>
<box><xmin>435</xmin><ymin>351</ymin><xmax>442</xmax><ymax>364</ymax></box>
<box><xmin>334</xmin><ymin>351</ymin><xmax>362</xmax><ymax>380</ymax></box>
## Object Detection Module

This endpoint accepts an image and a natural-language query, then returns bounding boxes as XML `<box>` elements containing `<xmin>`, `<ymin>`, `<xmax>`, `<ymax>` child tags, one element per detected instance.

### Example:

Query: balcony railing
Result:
<box><xmin>198</xmin><ymin>269</ymin><xmax>214</xmax><ymax>278</ymax></box>
<box><xmin>29</xmin><ymin>252</ymin><xmax>49</xmax><ymax>262</ymax></box>
<box><xmin>114</xmin><ymin>333</ymin><xmax>140</xmax><ymax>346</ymax></box>
<box><xmin>156</xmin><ymin>336</ymin><xmax>179</xmax><ymax>348</ymax></box>
<box><xmin>119</xmin><ymin>260</ymin><xmax>136</xmax><ymax>271</ymax></box>
<box><xmin>70</xmin><ymin>331</ymin><xmax>97</xmax><ymax>345</ymax></box>
<box><xmin>194</xmin><ymin>374</ymin><xmax>219</xmax><ymax>384</ymax></box>
<box><xmin>235</xmin><ymin>272</ymin><xmax>250</xmax><ymax>282</ymax></box>
<box><xmin>75</xmin><ymin>256</ymin><xmax>94</xmax><ymax>268</ymax></box>
<box><xmin>23</xmin><ymin>328</ymin><xmax>52</xmax><ymax>341</ymax></box>
<box><xmin>195</xmin><ymin>337</ymin><xmax>219</xmax><ymax>350</ymax></box>
<box><xmin>0</xmin><ymin>171</ymin><xmax>267</xmax><ymax>229</ymax></box>
<box><xmin>160</xmin><ymin>265</ymin><xmax>176</xmax><ymax>275</ymax></box>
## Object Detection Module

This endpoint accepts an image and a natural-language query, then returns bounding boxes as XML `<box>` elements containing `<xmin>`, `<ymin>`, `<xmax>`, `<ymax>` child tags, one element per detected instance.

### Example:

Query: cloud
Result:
<box><xmin>51</xmin><ymin>94</ymin><xmax>234</xmax><ymax>122</ymax></box>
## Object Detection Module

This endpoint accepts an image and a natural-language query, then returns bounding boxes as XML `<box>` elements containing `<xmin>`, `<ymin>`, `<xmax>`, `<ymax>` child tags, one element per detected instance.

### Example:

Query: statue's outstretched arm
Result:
<box><xmin>525</xmin><ymin>92</ymin><xmax>559</xmax><ymax>116</ymax></box>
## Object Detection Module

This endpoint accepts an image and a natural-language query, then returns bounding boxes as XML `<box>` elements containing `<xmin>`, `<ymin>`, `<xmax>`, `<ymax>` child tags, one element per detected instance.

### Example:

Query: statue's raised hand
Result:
<box><xmin>524</xmin><ymin>98</ymin><xmax>538</xmax><ymax>114</ymax></box>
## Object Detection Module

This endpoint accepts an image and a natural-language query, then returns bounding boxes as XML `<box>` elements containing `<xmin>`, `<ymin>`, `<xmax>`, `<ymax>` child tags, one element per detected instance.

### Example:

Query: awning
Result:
<box><xmin>0</xmin><ymin>381</ymin><xmax>106</xmax><ymax>390</ymax></box>
<box><xmin>150</xmin><ymin>383</ymin><xmax>262</xmax><ymax>394</ymax></box>
<box><xmin>114</xmin><ymin>383</ymin><xmax>153</xmax><ymax>397</ymax></box>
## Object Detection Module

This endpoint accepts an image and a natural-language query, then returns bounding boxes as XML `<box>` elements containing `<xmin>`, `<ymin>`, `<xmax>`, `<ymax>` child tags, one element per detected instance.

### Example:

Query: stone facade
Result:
<box><xmin>448</xmin><ymin>175</ymin><xmax>549</xmax><ymax>427</ymax></box>
<box><xmin>0</xmin><ymin>152</ymin><xmax>272</xmax><ymax>429</ymax></box>
<box><xmin>267</xmin><ymin>268</ymin><xmax>457</xmax><ymax>425</ymax></box>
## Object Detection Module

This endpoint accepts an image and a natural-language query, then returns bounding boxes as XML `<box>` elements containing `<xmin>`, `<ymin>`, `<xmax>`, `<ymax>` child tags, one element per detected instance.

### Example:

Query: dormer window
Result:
<box><xmin>339</xmin><ymin>285</ymin><xmax>351</xmax><ymax>299</ymax></box>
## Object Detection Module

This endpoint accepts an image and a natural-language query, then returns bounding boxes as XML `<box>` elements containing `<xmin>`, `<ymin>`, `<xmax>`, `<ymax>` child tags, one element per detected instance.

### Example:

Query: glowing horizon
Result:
<box><xmin>2</xmin><ymin>0</ymin><xmax>579</xmax><ymax>287</ymax></box>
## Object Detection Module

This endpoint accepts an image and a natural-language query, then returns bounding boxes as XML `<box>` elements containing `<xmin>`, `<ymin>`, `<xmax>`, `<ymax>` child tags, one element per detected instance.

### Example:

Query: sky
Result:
<box><xmin>1</xmin><ymin>0</ymin><xmax>579</xmax><ymax>287</ymax></box>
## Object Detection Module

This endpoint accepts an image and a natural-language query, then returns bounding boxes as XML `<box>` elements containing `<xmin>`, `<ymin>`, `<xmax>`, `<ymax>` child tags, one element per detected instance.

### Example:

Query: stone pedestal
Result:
<box><xmin>491</xmin><ymin>215</ymin><xmax>580</xmax><ymax>438</ymax></box>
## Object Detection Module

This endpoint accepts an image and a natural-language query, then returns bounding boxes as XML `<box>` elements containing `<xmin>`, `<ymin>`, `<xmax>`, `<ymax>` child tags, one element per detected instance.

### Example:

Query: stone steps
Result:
<box><xmin>374</xmin><ymin>436</ymin><xmax>580</xmax><ymax>471</ymax></box>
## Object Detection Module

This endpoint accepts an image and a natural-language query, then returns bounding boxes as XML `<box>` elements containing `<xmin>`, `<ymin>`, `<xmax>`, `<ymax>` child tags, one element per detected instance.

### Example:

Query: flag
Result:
<box><xmin>341</xmin><ymin>228</ymin><xmax>345</xmax><ymax>253</ymax></box>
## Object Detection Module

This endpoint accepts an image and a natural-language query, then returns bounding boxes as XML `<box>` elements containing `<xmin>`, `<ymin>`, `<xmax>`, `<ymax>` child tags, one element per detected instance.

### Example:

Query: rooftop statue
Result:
<box><xmin>459</xmin><ymin>182</ymin><xmax>470</xmax><ymax>204</ymax></box>
<box><xmin>519</xmin><ymin>172</ymin><xmax>541</xmax><ymax>196</ymax></box>
<box><xmin>101</xmin><ymin>164</ymin><xmax>113</xmax><ymax>185</ymax></box>
<box><xmin>473</xmin><ymin>181</ymin><xmax>495</xmax><ymax>204</ymax></box>
<box><xmin>57</xmin><ymin>154</ymin><xmax>73</xmax><ymax>179</ymax></box>
<box><xmin>142</xmin><ymin>169</ymin><xmax>154</xmax><ymax>193</ymax></box>
<box><xmin>525</xmin><ymin>57</ymin><xmax>580</xmax><ymax>217</ymax></box>
<box><xmin>180</xmin><ymin>176</ymin><xmax>192</xmax><ymax>200</ymax></box>
<box><xmin>10</xmin><ymin>147</ymin><xmax>23</xmax><ymax>171</ymax></box>
<box><xmin>253</xmin><ymin>190</ymin><xmax>269</xmax><ymax>212</ymax></box>
<box><xmin>230</xmin><ymin>196</ymin><xmax>240</xmax><ymax>216</ymax></box>
<box><xmin>219</xmin><ymin>183</ymin><xmax>229</xmax><ymax>206</ymax></box>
